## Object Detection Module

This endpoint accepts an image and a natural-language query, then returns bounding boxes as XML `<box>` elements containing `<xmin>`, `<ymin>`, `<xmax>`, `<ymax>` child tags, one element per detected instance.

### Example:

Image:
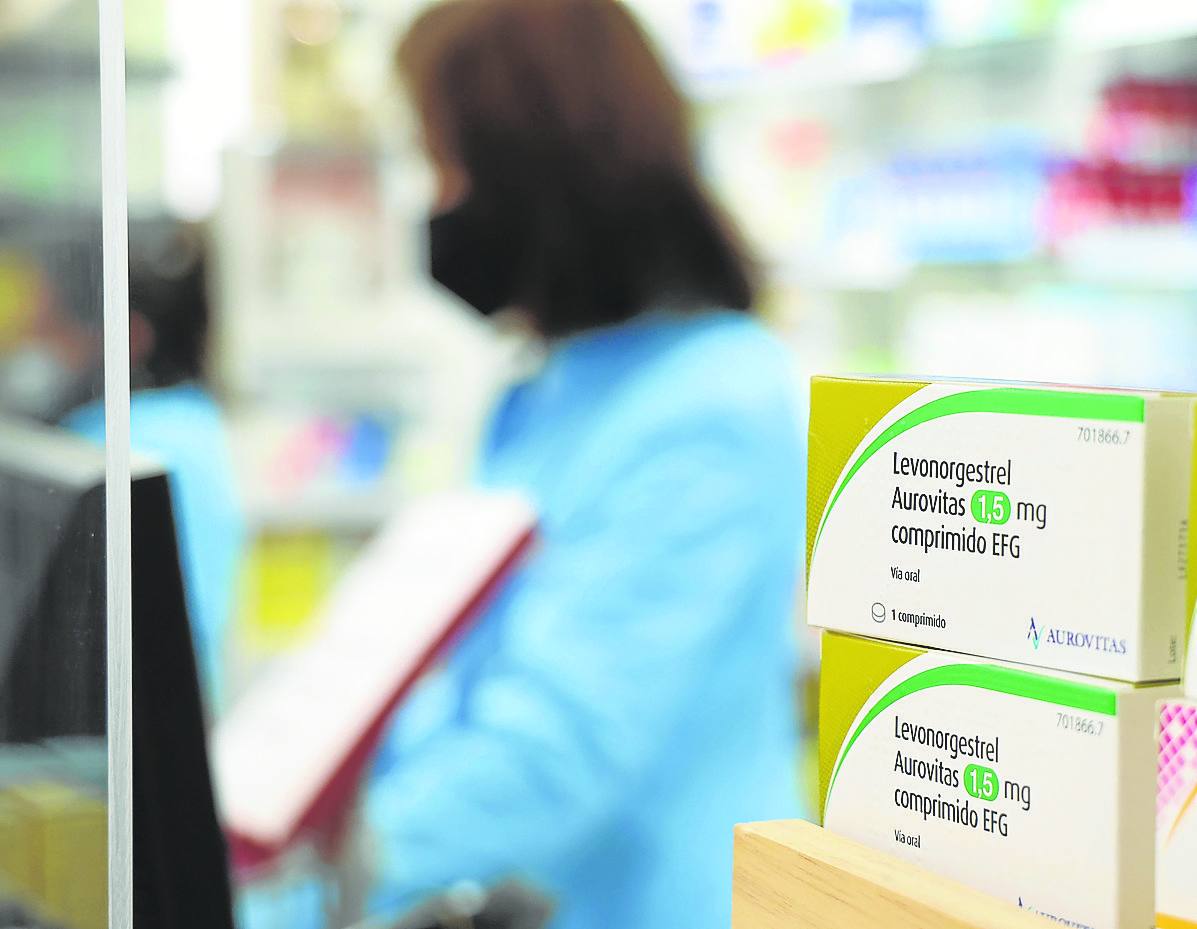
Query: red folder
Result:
<box><xmin>212</xmin><ymin>491</ymin><xmax>536</xmax><ymax>874</ymax></box>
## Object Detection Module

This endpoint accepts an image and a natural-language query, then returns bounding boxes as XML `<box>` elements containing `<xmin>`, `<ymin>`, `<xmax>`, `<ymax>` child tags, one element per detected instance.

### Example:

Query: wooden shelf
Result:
<box><xmin>732</xmin><ymin>820</ymin><xmax>1056</xmax><ymax>929</ymax></box>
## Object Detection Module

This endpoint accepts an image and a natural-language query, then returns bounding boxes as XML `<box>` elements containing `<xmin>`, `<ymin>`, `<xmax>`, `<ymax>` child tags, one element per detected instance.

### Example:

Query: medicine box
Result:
<box><xmin>820</xmin><ymin>631</ymin><xmax>1175</xmax><ymax>929</ymax></box>
<box><xmin>807</xmin><ymin>375</ymin><xmax>1196</xmax><ymax>681</ymax></box>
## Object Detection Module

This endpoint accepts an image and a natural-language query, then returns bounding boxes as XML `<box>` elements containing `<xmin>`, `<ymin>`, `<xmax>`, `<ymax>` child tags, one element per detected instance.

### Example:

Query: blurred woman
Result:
<box><xmin>368</xmin><ymin>2</ymin><xmax>806</xmax><ymax>927</ymax></box>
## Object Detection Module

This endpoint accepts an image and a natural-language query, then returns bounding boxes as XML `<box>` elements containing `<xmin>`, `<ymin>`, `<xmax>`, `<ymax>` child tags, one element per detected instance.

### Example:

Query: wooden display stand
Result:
<box><xmin>732</xmin><ymin>820</ymin><xmax>1056</xmax><ymax>929</ymax></box>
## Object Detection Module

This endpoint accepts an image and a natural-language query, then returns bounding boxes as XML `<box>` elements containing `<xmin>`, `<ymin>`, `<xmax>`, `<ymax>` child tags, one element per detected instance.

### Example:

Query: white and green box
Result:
<box><xmin>820</xmin><ymin>631</ymin><xmax>1177</xmax><ymax>929</ymax></box>
<box><xmin>807</xmin><ymin>376</ymin><xmax>1196</xmax><ymax>682</ymax></box>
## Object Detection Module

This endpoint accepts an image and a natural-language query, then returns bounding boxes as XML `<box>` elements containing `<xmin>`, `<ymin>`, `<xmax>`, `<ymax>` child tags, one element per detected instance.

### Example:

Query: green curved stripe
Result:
<box><xmin>826</xmin><ymin>663</ymin><xmax>1117</xmax><ymax>806</ymax></box>
<box><xmin>811</xmin><ymin>388</ymin><xmax>1144</xmax><ymax>558</ymax></box>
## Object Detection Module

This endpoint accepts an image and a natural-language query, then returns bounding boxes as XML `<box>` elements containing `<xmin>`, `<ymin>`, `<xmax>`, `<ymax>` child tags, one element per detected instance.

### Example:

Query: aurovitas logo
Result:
<box><xmin>1025</xmin><ymin>618</ymin><xmax>1127</xmax><ymax>656</ymax></box>
<box><xmin>1017</xmin><ymin>897</ymin><xmax>1094</xmax><ymax>929</ymax></box>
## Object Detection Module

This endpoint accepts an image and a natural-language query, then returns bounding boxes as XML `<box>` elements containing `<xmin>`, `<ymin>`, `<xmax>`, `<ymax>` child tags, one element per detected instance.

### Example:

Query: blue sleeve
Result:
<box><xmin>61</xmin><ymin>401</ymin><xmax>105</xmax><ymax>443</ymax></box>
<box><xmin>365</xmin><ymin>417</ymin><xmax>783</xmax><ymax>905</ymax></box>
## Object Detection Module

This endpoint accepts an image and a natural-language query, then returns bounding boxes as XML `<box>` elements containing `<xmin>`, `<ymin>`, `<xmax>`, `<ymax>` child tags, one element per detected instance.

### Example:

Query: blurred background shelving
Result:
<box><xmin>98</xmin><ymin>0</ymin><xmax>1194</xmax><ymax>792</ymax></box>
<box><xmin>7</xmin><ymin>0</ymin><xmax>1197</xmax><ymax>827</ymax></box>
<box><xmin>180</xmin><ymin>1</ymin><xmax>1197</xmax><ymax>823</ymax></box>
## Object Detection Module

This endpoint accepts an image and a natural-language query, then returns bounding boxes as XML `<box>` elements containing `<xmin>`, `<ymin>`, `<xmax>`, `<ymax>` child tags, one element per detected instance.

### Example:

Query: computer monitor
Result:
<box><xmin>0</xmin><ymin>418</ymin><xmax>234</xmax><ymax>929</ymax></box>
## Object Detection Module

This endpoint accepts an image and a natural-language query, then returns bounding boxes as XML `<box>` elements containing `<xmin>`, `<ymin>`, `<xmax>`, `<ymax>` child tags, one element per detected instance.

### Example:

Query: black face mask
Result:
<box><xmin>428</xmin><ymin>195</ymin><xmax>522</xmax><ymax>317</ymax></box>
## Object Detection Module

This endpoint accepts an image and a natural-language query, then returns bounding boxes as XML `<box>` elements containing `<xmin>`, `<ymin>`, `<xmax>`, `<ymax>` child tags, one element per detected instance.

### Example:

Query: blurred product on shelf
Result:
<box><xmin>1091</xmin><ymin>78</ymin><xmax>1197</xmax><ymax>166</ymax></box>
<box><xmin>264</xmin><ymin>151</ymin><xmax>386</xmax><ymax>312</ymax></box>
<box><xmin>235</xmin><ymin>410</ymin><xmax>402</xmax><ymax>531</ymax></box>
<box><xmin>1045</xmin><ymin>161</ymin><xmax>1193</xmax><ymax>239</ymax></box>
<box><xmin>848</xmin><ymin>0</ymin><xmax>929</xmax><ymax>43</ymax></box>
<box><xmin>0</xmin><ymin>780</ymin><xmax>105</xmax><ymax>928</ymax></box>
<box><xmin>886</xmin><ymin>139</ymin><xmax>1047</xmax><ymax>263</ymax></box>
<box><xmin>0</xmin><ymin>779</ymin><xmax>105</xmax><ymax>929</ymax></box>
<box><xmin>237</xmin><ymin>532</ymin><xmax>343</xmax><ymax>653</ymax></box>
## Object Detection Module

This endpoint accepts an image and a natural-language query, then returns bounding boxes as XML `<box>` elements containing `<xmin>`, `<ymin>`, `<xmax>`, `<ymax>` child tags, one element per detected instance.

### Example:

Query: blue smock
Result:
<box><xmin>367</xmin><ymin>309</ymin><xmax>807</xmax><ymax>929</ymax></box>
<box><xmin>66</xmin><ymin>382</ymin><xmax>245</xmax><ymax>711</ymax></box>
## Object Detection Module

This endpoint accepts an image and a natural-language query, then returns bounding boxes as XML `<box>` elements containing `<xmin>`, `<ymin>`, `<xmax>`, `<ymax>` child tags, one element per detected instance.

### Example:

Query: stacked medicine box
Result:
<box><xmin>807</xmin><ymin>375</ymin><xmax>1196</xmax><ymax>929</ymax></box>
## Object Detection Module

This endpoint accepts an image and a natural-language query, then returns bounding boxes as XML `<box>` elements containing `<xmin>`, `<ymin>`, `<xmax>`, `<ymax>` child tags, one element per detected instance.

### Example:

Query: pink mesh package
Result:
<box><xmin>1157</xmin><ymin>698</ymin><xmax>1197</xmax><ymax>926</ymax></box>
<box><xmin>1158</xmin><ymin>702</ymin><xmax>1197</xmax><ymax>819</ymax></box>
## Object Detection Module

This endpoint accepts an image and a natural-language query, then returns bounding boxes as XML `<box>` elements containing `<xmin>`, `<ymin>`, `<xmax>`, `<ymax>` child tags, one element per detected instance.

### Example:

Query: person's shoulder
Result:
<box><xmin>631</xmin><ymin>311</ymin><xmax>799</xmax><ymax>430</ymax></box>
<box><xmin>576</xmin><ymin>312</ymin><xmax>802</xmax><ymax>523</ymax></box>
<box><xmin>482</xmin><ymin>311</ymin><xmax>802</xmax><ymax>488</ymax></box>
<box><xmin>559</xmin><ymin>311</ymin><xmax>804</xmax><ymax>492</ymax></box>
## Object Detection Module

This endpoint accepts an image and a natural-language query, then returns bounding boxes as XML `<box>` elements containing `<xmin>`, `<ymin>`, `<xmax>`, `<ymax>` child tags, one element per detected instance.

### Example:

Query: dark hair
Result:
<box><xmin>34</xmin><ymin>214</ymin><xmax>210</xmax><ymax>386</ymax></box>
<box><xmin>128</xmin><ymin>219</ymin><xmax>210</xmax><ymax>389</ymax></box>
<box><xmin>397</xmin><ymin>0</ymin><xmax>756</xmax><ymax>338</ymax></box>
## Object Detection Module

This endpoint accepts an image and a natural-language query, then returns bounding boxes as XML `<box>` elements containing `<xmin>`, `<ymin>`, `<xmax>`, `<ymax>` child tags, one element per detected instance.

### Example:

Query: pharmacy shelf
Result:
<box><xmin>775</xmin><ymin>234</ymin><xmax>1197</xmax><ymax>295</ymax></box>
<box><xmin>1055</xmin><ymin>228</ymin><xmax>1197</xmax><ymax>291</ymax></box>
<box><xmin>243</xmin><ymin>488</ymin><xmax>399</xmax><ymax>533</ymax></box>
<box><xmin>689</xmin><ymin>18</ymin><xmax>1197</xmax><ymax>106</ymax></box>
<box><xmin>0</xmin><ymin>42</ymin><xmax>171</xmax><ymax>84</ymax></box>
<box><xmin>218</xmin><ymin>301</ymin><xmax>427</xmax><ymax>403</ymax></box>
<box><xmin>687</xmin><ymin>33</ymin><xmax>923</xmax><ymax>104</ymax></box>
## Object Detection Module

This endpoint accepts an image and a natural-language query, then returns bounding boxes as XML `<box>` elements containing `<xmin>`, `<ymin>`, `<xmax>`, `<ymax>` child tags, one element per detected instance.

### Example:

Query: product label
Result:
<box><xmin>824</xmin><ymin>653</ymin><xmax>1121</xmax><ymax>929</ymax></box>
<box><xmin>1157</xmin><ymin>701</ymin><xmax>1197</xmax><ymax>926</ymax></box>
<box><xmin>809</xmin><ymin>384</ymin><xmax>1156</xmax><ymax>678</ymax></box>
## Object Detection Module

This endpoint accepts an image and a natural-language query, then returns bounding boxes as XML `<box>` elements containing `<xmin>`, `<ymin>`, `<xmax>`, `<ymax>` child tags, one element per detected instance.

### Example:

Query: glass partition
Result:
<box><xmin>0</xmin><ymin>1</ymin><xmax>113</xmax><ymax>926</ymax></box>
